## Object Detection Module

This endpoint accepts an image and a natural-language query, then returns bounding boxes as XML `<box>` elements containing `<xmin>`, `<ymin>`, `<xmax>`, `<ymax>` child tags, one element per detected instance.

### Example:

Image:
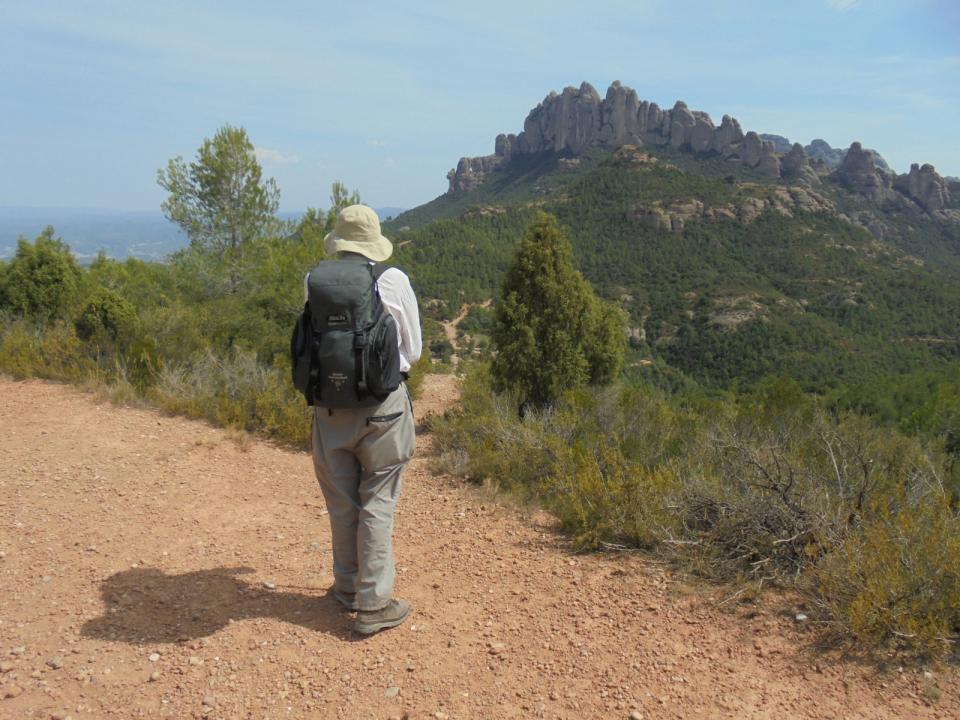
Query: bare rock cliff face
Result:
<box><xmin>446</xmin><ymin>81</ymin><xmax>955</xmax><ymax>217</ymax></box>
<box><xmin>446</xmin><ymin>155</ymin><xmax>505</xmax><ymax>193</ymax></box>
<box><xmin>781</xmin><ymin>143</ymin><xmax>821</xmax><ymax>187</ymax></box>
<box><xmin>835</xmin><ymin>142</ymin><xmax>895</xmax><ymax>203</ymax></box>
<box><xmin>893</xmin><ymin>163</ymin><xmax>954</xmax><ymax>212</ymax></box>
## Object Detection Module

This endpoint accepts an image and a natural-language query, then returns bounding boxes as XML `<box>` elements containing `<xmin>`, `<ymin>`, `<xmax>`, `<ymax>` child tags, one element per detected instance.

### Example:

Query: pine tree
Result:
<box><xmin>157</xmin><ymin>124</ymin><xmax>280</xmax><ymax>293</ymax></box>
<box><xmin>491</xmin><ymin>213</ymin><xmax>626</xmax><ymax>410</ymax></box>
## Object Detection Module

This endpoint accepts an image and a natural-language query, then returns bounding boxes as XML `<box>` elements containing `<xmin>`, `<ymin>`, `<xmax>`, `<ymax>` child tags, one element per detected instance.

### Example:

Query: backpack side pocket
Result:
<box><xmin>365</xmin><ymin>313</ymin><xmax>401</xmax><ymax>401</ymax></box>
<box><xmin>290</xmin><ymin>304</ymin><xmax>315</xmax><ymax>403</ymax></box>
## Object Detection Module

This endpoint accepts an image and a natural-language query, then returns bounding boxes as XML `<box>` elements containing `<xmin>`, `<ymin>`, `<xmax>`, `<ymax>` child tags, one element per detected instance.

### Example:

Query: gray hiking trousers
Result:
<box><xmin>310</xmin><ymin>384</ymin><xmax>416</xmax><ymax>611</ymax></box>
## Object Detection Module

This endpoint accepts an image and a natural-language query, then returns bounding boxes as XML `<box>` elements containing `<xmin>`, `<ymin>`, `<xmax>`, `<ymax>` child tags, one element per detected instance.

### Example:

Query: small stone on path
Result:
<box><xmin>0</xmin><ymin>661</ymin><xmax>13</xmax><ymax>673</ymax></box>
<box><xmin>148</xmin><ymin>653</ymin><xmax>160</xmax><ymax>662</ymax></box>
<box><xmin>4</xmin><ymin>685</ymin><xmax>23</xmax><ymax>699</ymax></box>
<box><xmin>385</xmin><ymin>686</ymin><xmax>400</xmax><ymax>698</ymax></box>
<box><xmin>630</xmin><ymin>711</ymin><xmax>644</xmax><ymax>720</ymax></box>
<box><xmin>263</xmin><ymin>581</ymin><xmax>276</xmax><ymax>590</ymax></box>
<box><xmin>46</xmin><ymin>657</ymin><xmax>64</xmax><ymax>669</ymax></box>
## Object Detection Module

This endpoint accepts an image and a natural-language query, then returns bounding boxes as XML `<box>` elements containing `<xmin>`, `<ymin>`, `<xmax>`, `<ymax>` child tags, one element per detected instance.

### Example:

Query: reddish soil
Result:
<box><xmin>0</xmin><ymin>374</ymin><xmax>956</xmax><ymax>719</ymax></box>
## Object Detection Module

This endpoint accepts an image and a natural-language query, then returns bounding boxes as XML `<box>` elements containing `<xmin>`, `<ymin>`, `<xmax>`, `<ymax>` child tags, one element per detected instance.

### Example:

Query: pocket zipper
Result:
<box><xmin>366</xmin><ymin>411</ymin><xmax>403</xmax><ymax>425</ymax></box>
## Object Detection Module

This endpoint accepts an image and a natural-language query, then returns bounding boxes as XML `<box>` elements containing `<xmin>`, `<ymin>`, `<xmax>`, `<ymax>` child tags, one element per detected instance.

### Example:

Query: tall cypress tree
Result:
<box><xmin>491</xmin><ymin>212</ymin><xmax>626</xmax><ymax>410</ymax></box>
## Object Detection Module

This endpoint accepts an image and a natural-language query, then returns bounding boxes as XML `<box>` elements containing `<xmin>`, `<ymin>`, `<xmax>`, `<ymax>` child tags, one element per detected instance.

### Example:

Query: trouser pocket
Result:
<box><xmin>358</xmin><ymin>388</ymin><xmax>415</xmax><ymax>470</ymax></box>
<box><xmin>366</xmin><ymin>411</ymin><xmax>403</xmax><ymax>425</ymax></box>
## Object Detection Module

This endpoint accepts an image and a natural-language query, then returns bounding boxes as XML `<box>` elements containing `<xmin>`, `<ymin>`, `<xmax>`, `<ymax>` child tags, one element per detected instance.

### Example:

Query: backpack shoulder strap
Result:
<box><xmin>371</xmin><ymin>262</ymin><xmax>391</xmax><ymax>280</ymax></box>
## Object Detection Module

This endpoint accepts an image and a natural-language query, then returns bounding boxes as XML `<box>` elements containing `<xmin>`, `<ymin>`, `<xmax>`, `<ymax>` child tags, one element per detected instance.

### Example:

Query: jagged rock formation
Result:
<box><xmin>805</xmin><ymin>139</ymin><xmax>888</xmax><ymax>172</ymax></box>
<box><xmin>893</xmin><ymin>163</ymin><xmax>954</xmax><ymax>212</ymax></box>
<box><xmin>446</xmin><ymin>155</ymin><xmax>504</xmax><ymax>193</ymax></box>
<box><xmin>760</xmin><ymin>134</ymin><xmax>793</xmax><ymax>154</ymax></box>
<box><xmin>835</xmin><ymin>142</ymin><xmax>895</xmax><ymax>203</ymax></box>
<box><xmin>447</xmin><ymin>81</ymin><xmax>784</xmax><ymax>191</ymax></box>
<box><xmin>445</xmin><ymin>81</ymin><xmax>956</xmax><ymax>218</ymax></box>
<box><xmin>781</xmin><ymin>143</ymin><xmax>821</xmax><ymax>186</ymax></box>
<box><xmin>833</xmin><ymin>146</ymin><xmax>956</xmax><ymax>215</ymax></box>
<box><xmin>805</xmin><ymin>139</ymin><xmax>847</xmax><ymax>169</ymax></box>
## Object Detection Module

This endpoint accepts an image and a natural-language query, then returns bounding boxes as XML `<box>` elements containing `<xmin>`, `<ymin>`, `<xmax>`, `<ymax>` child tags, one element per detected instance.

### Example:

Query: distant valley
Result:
<box><xmin>0</xmin><ymin>207</ymin><xmax>406</xmax><ymax>262</ymax></box>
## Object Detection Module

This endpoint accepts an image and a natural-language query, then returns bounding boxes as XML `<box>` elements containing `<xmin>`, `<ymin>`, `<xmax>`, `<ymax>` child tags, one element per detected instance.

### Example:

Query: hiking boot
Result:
<box><xmin>354</xmin><ymin>598</ymin><xmax>410</xmax><ymax>635</ymax></box>
<box><xmin>332</xmin><ymin>588</ymin><xmax>359</xmax><ymax>611</ymax></box>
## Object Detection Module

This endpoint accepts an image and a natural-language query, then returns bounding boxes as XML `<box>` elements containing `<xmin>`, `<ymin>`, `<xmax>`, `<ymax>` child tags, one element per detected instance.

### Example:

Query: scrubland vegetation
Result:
<box><xmin>434</xmin><ymin>366</ymin><xmax>960</xmax><ymax>657</ymax></box>
<box><xmin>0</xmin><ymin>226</ymin><xmax>435</xmax><ymax>450</ymax></box>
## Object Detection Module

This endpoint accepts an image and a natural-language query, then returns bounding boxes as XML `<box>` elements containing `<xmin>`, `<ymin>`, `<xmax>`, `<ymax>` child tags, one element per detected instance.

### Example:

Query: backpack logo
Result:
<box><xmin>328</xmin><ymin>371</ymin><xmax>349</xmax><ymax>390</ymax></box>
<box><xmin>327</xmin><ymin>313</ymin><xmax>348</xmax><ymax>325</ymax></box>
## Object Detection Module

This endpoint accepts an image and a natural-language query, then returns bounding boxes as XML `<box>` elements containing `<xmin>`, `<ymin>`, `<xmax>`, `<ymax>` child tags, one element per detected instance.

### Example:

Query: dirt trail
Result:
<box><xmin>440</xmin><ymin>300</ymin><xmax>491</xmax><ymax>366</ymax></box>
<box><xmin>0</xmin><ymin>375</ymin><xmax>956</xmax><ymax>719</ymax></box>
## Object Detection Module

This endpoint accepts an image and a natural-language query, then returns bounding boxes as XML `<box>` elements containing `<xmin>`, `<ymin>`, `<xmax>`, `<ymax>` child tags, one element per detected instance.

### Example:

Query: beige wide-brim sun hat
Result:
<box><xmin>324</xmin><ymin>204</ymin><xmax>393</xmax><ymax>262</ymax></box>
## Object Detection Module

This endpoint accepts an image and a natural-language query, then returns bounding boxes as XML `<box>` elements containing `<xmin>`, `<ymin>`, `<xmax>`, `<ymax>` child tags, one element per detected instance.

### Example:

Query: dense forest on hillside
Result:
<box><xmin>392</xmin><ymin>149</ymin><xmax>960</xmax><ymax>404</ymax></box>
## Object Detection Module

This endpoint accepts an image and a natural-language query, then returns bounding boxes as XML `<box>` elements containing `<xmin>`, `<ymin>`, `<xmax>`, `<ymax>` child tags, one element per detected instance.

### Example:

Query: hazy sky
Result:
<box><xmin>1</xmin><ymin>0</ymin><xmax>957</xmax><ymax>212</ymax></box>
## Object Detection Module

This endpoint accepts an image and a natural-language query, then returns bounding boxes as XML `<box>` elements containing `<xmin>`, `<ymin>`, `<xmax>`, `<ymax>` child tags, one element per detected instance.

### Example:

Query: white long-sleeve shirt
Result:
<box><xmin>304</xmin><ymin>264</ymin><xmax>422</xmax><ymax>373</ymax></box>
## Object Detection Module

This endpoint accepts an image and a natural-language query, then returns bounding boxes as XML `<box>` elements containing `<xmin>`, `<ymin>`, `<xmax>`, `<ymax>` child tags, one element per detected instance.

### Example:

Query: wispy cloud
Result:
<box><xmin>367</xmin><ymin>139</ymin><xmax>386</xmax><ymax>147</ymax></box>
<box><xmin>254</xmin><ymin>147</ymin><xmax>300</xmax><ymax>164</ymax></box>
<box><xmin>825</xmin><ymin>0</ymin><xmax>860</xmax><ymax>11</ymax></box>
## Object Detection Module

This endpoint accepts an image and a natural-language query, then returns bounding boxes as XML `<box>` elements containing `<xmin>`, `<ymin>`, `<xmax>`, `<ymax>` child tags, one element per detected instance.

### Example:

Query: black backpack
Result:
<box><xmin>291</xmin><ymin>259</ymin><xmax>401</xmax><ymax>408</ymax></box>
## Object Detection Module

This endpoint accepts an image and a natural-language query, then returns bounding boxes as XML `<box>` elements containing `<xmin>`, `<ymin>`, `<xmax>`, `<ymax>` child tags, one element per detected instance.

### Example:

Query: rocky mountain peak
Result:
<box><xmin>894</xmin><ymin>162</ymin><xmax>954</xmax><ymax>212</ymax></box>
<box><xmin>447</xmin><ymin>81</ymin><xmax>784</xmax><ymax>190</ymax></box>
<box><xmin>836</xmin><ymin>142</ymin><xmax>895</xmax><ymax>202</ymax></box>
<box><xmin>445</xmin><ymin>81</ymin><xmax>955</xmax><ymax>217</ymax></box>
<box><xmin>806</xmin><ymin>138</ymin><xmax>890</xmax><ymax>172</ymax></box>
<box><xmin>781</xmin><ymin>143</ymin><xmax>821</xmax><ymax>187</ymax></box>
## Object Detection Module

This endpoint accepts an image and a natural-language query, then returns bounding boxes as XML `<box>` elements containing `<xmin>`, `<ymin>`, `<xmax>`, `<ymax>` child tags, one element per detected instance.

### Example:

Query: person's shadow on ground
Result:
<box><xmin>81</xmin><ymin>567</ymin><xmax>356</xmax><ymax>644</ymax></box>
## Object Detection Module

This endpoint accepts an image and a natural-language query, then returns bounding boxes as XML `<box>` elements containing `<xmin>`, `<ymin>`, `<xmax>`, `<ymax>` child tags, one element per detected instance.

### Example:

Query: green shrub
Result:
<box><xmin>813</xmin><ymin>485</ymin><xmax>960</xmax><ymax>657</ymax></box>
<box><xmin>75</xmin><ymin>287</ymin><xmax>139</xmax><ymax>346</ymax></box>
<box><xmin>1</xmin><ymin>228</ymin><xmax>82</xmax><ymax>322</ymax></box>
<box><xmin>0</xmin><ymin>319</ymin><xmax>96</xmax><ymax>382</ymax></box>
<box><xmin>253</xmin><ymin>356</ymin><xmax>312</xmax><ymax>447</ymax></box>
<box><xmin>123</xmin><ymin>335</ymin><xmax>164</xmax><ymax>391</ymax></box>
<box><xmin>405</xmin><ymin>353</ymin><xmax>432</xmax><ymax>400</ymax></box>
<box><xmin>543</xmin><ymin>442</ymin><xmax>683</xmax><ymax>550</ymax></box>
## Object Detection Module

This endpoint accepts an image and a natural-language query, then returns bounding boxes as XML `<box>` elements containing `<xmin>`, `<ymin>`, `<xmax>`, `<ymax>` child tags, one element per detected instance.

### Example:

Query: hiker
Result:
<box><xmin>305</xmin><ymin>204</ymin><xmax>421</xmax><ymax>634</ymax></box>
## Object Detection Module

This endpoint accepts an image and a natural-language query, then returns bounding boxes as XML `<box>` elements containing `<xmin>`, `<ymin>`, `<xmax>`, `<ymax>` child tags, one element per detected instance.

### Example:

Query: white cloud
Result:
<box><xmin>367</xmin><ymin>139</ymin><xmax>386</xmax><ymax>147</ymax></box>
<box><xmin>825</xmin><ymin>0</ymin><xmax>860</xmax><ymax>10</ymax></box>
<box><xmin>254</xmin><ymin>146</ymin><xmax>300</xmax><ymax>164</ymax></box>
